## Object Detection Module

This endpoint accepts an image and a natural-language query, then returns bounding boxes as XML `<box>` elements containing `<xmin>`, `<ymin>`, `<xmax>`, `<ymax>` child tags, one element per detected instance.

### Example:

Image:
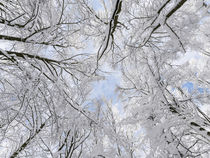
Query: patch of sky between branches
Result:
<box><xmin>182</xmin><ymin>82</ymin><xmax>206</xmax><ymax>93</ymax></box>
<box><xmin>91</xmin><ymin>71</ymin><xmax>120</xmax><ymax>104</ymax></box>
<box><xmin>91</xmin><ymin>0</ymin><xmax>110</xmax><ymax>12</ymax></box>
<box><xmin>89</xmin><ymin>63</ymin><xmax>124</xmax><ymax>114</ymax></box>
<box><xmin>172</xmin><ymin>50</ymin><xmax>209</xmax><ymax>102</ymax></box>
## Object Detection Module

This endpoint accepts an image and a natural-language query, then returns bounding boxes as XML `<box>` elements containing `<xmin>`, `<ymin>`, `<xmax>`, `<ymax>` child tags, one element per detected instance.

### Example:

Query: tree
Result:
<box><xmin>0</xmin><ymin>0</ymin><xmax>98</xmax><ymax>157</ymax></box>
<box><xmin>109</xmin><ymin>0</ymin><xmax>210</xmax><ymax>157</ymax></box>
<box><xmin>0</xmin><ymin>0</ymin><xmax>210</xmax><ymax>157</ymax></box>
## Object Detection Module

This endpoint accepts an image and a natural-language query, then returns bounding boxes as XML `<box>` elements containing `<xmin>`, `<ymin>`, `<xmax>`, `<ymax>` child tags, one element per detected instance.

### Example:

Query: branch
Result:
<box><xmin>0</xmin><ymin>34</ymin><xmax>66</xmax><ymax>47</ymax></box>
<box><xmin>9</xmin><ymin>118</ymin><xmax>50</xmax><ymax>158</ymax></box>
<box><xmin>141</xmin><ymin>0</ymin><xmax>187</xmax><ymax>47</ymax></box>
<box><xmin>0</xmin><ymin>50</ymin><xmax>61</xmax><ymax>64</ymax></box>
<box><xmin>165</xmin><ymin>23</ymin><xmax>186</xmax><ymax>52</ymax></box>
<box><xmin>97</xmin><ymin>0</ymin><xmax>122</xmax><ymax>61</ymax></box>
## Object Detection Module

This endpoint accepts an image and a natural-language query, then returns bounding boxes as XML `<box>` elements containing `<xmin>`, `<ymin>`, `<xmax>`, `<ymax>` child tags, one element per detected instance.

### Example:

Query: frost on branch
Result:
<box><xmin>0</xmin><ymin>0</ymin><xmax>210</xmax><ymax>157</ymax></box>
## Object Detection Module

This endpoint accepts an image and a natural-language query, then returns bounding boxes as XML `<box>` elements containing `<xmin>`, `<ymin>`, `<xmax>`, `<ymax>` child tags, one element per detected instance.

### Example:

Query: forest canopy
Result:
<box><xmin>0</xmin><ymin>0</ymin><xmax>210</xmax><ymax>157</ymax></box>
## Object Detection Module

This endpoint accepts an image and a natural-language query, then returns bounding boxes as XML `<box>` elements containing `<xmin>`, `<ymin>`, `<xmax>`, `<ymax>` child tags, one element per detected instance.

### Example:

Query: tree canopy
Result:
<box><xmin>0</xmin><ymin>0</ymin><xmax>210</xmax><ymax>157</ymax></box>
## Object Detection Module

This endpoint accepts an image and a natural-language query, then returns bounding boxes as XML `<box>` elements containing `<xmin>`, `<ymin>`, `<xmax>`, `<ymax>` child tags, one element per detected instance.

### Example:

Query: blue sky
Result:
<box><xmin>90</xmin><ymin>71</ymin><xmax>120</xmax><ymax>104</ymax></box>
<box><xmin>182</xmin><ymin>82</ymin><xmax>206</xmax><ymax>93</ymax></box>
